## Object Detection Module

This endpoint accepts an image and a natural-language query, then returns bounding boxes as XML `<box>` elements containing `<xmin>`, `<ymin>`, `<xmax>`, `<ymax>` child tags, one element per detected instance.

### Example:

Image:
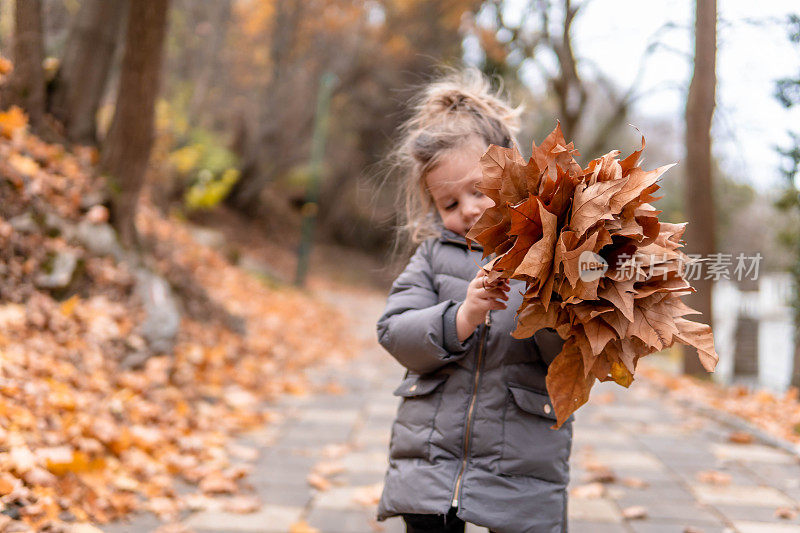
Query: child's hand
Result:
<box><xmin>456</xmin><ymin>269</ymin><xmax>510</xmax><ymax>341</ymax></box>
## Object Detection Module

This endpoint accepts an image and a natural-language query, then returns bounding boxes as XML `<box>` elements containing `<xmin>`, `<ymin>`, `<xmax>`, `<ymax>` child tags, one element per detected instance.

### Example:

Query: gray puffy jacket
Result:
<box><xmin>376</xmin><ymin>228</ymin><xmax>571</xmax><ymax>533</ymax></box>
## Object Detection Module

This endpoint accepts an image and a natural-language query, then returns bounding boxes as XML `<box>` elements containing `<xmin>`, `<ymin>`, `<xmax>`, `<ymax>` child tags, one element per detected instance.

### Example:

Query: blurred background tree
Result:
<box><xmin>774</xmin><ymin>13</ymin><xmax>800</xmax><ymax>387</ymax></box>
<box><xmin>0</xmin><ymin>0</ymin><xmax>795</xmax><ymax>380</ymax></box>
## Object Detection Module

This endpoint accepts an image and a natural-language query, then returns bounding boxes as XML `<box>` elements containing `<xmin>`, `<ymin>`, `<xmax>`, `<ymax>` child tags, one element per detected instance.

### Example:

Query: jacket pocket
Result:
<box><xmin>498</xmin><ymin>384</ymin><xmax>572</xmax><ymax>483</ymax></box>
<box><xmin>388</xmin><ymin>374</ymin><xmax>449</xmax><ymax>462</ymax></box>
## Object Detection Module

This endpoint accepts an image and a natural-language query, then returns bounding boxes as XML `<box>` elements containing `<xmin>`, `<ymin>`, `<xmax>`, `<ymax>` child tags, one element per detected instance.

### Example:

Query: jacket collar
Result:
<box><xmin>438</xmin><ymin>226</ymin><xmax>484</xmax><ymax>252</ymax></box>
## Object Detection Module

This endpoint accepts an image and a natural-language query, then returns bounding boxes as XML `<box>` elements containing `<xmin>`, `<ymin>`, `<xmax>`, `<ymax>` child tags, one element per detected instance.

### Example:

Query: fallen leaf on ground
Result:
<box><xmin>307</xmin><ymin>472</ymin><xmax>332</xmax><ymax>491</ymax></box>
<box><xmin>775</xmin><ymin>507</ymin><xmax>798</xmax><ymax>520</ymax></box>
<box><xmin>620</xmin><ymin>477</ymin><xmax>649</xmax><ymax>489</ymax></box>
<box><xmin>320</xmin><ymin>381</ymin><xmax>345</xmax><ymax>395</ymax></box>
<box><xmin>582</xmin><ymin>464</ymin><xmax>615</xmax><ymax>484</ymax></box>
<box><xmin>68</xmin><ymin>524</ymin><xmax>105</xmax><ymax>533</ymax></box>
<box><xmin>352</xmin><ymin>483</ymin><xmax>383</xmax><ymax>506</ymax></box>
<box><xmin>289</xmin><ymin>521</ymin><xmax>320</xmax><ymax>533</ymax></box>
<box><xmin>222</xmin><ymin>495</ymin><xmax>261</xmax><ymax>514</ymax></box>
<box><xmin>696</xmin><ymin>470</ymin><xmax>732</xmax><ymax>485</ymax></box>
<box><xmin>199</xmin><ymin>473</ymin><xmax>237</xmax><ymax>494</ymax></box>
<box><xmin>728</xmin><ymin>431</ymin><xmax>754</xmax><ymax>444</ymax></box>
<box><xmin>622</xmin><ymin>505</ymin><xmax>648</xmax><ymax>520</ymax></box>
<box><xmin>311</xmin><ymin>460</ymin><xmax>345</xmax><ymax>477</ymax></box>
<box><xmin>570</xmin><ymin>482</ymin><xmax>606</xmax><ymax>499</ymax></box>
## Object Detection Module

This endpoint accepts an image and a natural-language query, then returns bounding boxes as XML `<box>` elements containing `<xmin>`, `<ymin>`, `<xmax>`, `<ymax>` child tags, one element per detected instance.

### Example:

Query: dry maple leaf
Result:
<box><xmin>620</xmin><ymin>477</ymin><xmax>649</xmax><ymax>489</ymax></box>
<box><xmin>727</xmin><ymin>431</ymin><xmax>755</xmax><ymax>444</ymax></box>
<box><xmin>289</xmin><ymin>521</ymin><xmax>321</xmax><ymax>533</ymax></box>
<box><xmin>696</xmin><ymin>470</ymin><xmax>732</xmax><ymax>486</ymax></box>
<box><xmin>198</xmin><ymin>473</ymin><xmax>237</xmax><ymax>494</ymax></box>
<box><xmin>467</xmin><ymin>123</ymin><xmax>719</xmax><ymax>427</ymax></box>
<box><xmin>569</xmin><ymin>482</ymin><xmax>606</xmax><ymax>499</ymax></box>
<box><xmin>621</xmin><ymin>505</ymin><xmax>648</xmax><ymax>520</ymax></box>
<box><xmin>775</xmin><ymin>507</ymin><xmax>798</xmax><ymax>520</ymax></box>
<box><xmin>306</xmin><ymin>472</ymin><xmax>332</xmax><ymax>491</ymax></box>
<box><xmin>222</xmin><ymin>495</ymin><xmax>261</xmax><ymax>514</ymax></box>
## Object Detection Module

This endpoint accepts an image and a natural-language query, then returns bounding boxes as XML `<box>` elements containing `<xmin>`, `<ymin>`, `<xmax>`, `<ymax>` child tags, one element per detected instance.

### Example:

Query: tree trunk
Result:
<box><xmin>682</xmin><ymin>0</ymin><xmax>717</xmax><ymax>376</ymax></box>
<box><xmin>791</xmin><ymin>327</ymin><xmax>800</xmax><ymax>388</ymax></box>
<box><xmin>188</xmin><ymin>0</ymin><xmax>231</xmax><ymax>125</ymax></box>
<box><xmin>49</xmin><ymin>0</ymin><xmax>127</xmax><ymax>145</ymax></box>
<box><xmin>7</xmin><ymin>0</ymin><xmax>46</xmax><ymax>131</ymax></box>
<box><xmin>101</xmin><ymin>0</ymin><xmax>170</xmax><ymax>250</ymax></box>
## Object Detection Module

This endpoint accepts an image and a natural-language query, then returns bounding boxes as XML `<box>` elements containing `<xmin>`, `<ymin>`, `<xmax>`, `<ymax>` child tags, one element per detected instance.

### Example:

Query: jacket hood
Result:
<box><xmin>438</xmin><ymin>226</ymin><xmax>484</xmax><ymax>252</ymax></box>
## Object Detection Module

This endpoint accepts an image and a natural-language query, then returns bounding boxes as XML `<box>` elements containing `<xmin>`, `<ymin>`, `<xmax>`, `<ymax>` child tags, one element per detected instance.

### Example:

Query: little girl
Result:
<box><xmin>375</xmin><ymin>68</ymin><xmax>571</xmax><ymax>533</ymax></box>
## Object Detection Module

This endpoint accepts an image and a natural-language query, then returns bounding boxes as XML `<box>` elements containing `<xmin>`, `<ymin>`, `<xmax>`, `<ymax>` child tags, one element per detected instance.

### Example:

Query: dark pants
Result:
<box><xmin>402</xmin><ymin>507</ymin><xmax>497</xmax><ymax>533</ymax></box>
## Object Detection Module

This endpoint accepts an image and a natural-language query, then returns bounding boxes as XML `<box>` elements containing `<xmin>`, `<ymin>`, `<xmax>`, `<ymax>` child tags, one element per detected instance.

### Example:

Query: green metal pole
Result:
<box><xmin>295</xmin><ymin>71</ymin><xmax>336</xmax><ymax>287</ymax></box>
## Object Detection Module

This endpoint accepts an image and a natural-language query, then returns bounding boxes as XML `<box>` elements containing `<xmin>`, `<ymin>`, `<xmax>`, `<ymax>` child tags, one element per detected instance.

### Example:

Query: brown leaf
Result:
<box><xmin>569</xmin><ymin>482</ymin><xmax>606</xmax><ymax>499</ymax></box>
<box><xmin>307</xmin><ymin>472</ymin><xmax>332</xmax><ymax>491</ymax></box>
<box><xmin>620</xmin><ymin>477</ymin><xmax>649</xmax><ymax>489</ymax></box>
<box><xmin>289</xmin><ymin>521</ymin><xmax>321</xmax><ymax>533</ymax></box>
<box><xmin>545</xmin><ymin>345</ymin><xmax>596</xmax><ymax>428</ymax></box>
<box><xmin>609</xmin><ymin>164</ymin><xmax>674</xmax><ymax>213</ymax></box>
<box><xmin>610</xmin><ymin>360</ymin><xmax>633</xmax><ymax>388</ymax></box>
<box><xmin>696</xmin><ymin>470</ymin><xmax>732</xmax><ymax>485</ymax></box>
<box><xmin>673</xmin><ymin>318</ymin><xmax>719</xmax><ymax>372</ymax></box>
<box><xmin>727</xmin><ymin>431</ymin><xmax>755</xmax><ymax>444</ymax></box>
<box><xmin>582</xmin><ymin>464</ymin><xmax>615</xmax><ymax>484</ymax></box>
<box><xmin>775</xmin><ymin>507</ymin><xmax>798</xmax><ymax>520</ymax></box>
<box><xmin>622</xmin><ymin>505</ymin><xmax>648</xmax><ymax>520</ymax></box>
<box><xmin>598</xmin><ymin>279</ymin><xmax>637</xmax><ymax>322</ymax></box>
<box><xmin>511</xmin><ymin>301</ymin><xmax>560</xmax><ymax>339</ymax></box>
<box><xmin>199</xmin><ymin>473</ymin><xmax>237</xmax><ymax>494</ymax></box>
<box><xmin>583</xmin><ymin>318</ymin><xmax>617</xmax><ymax>357</ymax></box>
<box><xmin>515</xmin><ymin>198</ymin><xmax>559</xmax><ymax>285</ymax></box>
<box><xmin>570</xmin><ymin>178</ymin><xmax>629</xmax><ymax>236</ymax></box>
<box><xmin>0</xmin><ymin>473</ymin><xmax>18</xmax><ymax>495</ymax></box>
<box><xmin>222</xmin><ymin>495</ymin><xmax>261</xmax><ymax>514</ymax></box>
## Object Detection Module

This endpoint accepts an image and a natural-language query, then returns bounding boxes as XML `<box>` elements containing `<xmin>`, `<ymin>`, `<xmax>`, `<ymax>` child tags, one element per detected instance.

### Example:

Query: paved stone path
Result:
<box><xmin>105</xmin><ymin>290</ymin><xmax>800</xmax><ymax>533</ymax></box>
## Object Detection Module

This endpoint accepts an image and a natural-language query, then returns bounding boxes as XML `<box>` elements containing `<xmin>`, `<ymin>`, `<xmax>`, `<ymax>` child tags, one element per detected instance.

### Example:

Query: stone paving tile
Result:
<box><xmin>355</xmin><ymin>427</ymin><xmax>392</xmax><ymax>447</ymax></box>
<box><xmin>711</xmin><ymin>503</ymin><xmax>800</xmax><ymax>524</ymax></box>
<box><xmin>313</xmin><ymin>485</ymin><xmax>382</xmax><ymax>511</ymax></box>
<box><xmin>183</xmin><ymin>504</ymin><xmax>303</xmax><ymax>532</ymax></box>
<box><xmin>568</xmin><ymin>521</ymin><xmax>629</xmax><ymax>533</ymax></box>
<box><xmin>568</xmin><ymin>498</ymin><xmax>623</xmax><ymax>523</ymax></box>
<box><xmin>572</xmin><ymin>428</ymin><xmax>636</xmax><ymax>446</ymax></box>
<box><xmin>741</xmin><ymin>461</ymin><xmax>800</xmax><ymax>486</ymax></box>
<box><xmin>592</xmin><ymin>405</ymin><xmax>676</xmax><ymax>423</ymax></box>
<box><xmin>732</xmin><ymin>521</ymin><xmax>800</xmax><ymax>533</ymax></box>
<box><xmin>608</xmin><ymin>484</ymin><xmax>696</xmax><ymax>504</ymax></box>
<box><xmin>676</xmin><ymin>459</ymin><xmax>764</xmax><ymax>485</ymax></box>
<box><xmin>278</xmin><ymin>424</ymin><xmax>354</xmax><ymax>447</ymax></box>
<box><xmin>586</xmin><ymin>450</ymin><xmax>666</xmax><ymax>472</ymax></box>
<box><xmin>339</xmin><ymin>451</ymin><xmax>390</xmax><ymax>474</ymax></box>
<box><xmin>296</xmin><ymin>408</ymin><xmax>361</xmax><ymax>426</ymax></box>
<box><xmin>627</xmin><ymin>521</ymin><xmax>730</xmax><ymax>533</ymax></box>
<box><xmin>690</xmin><ymin>483</ymin><xmax>796</xmax><ymax>507</ymax></box>
<box><xmin>342</xmin><ymin>470</ymin><xmax>386</xmax><ymax>486</ymax></box>
<box><xmin>247</xmin><ymin>484</ymin><xmax>313</xmax><ymax>507</ymax></box>
<box><xmin>587</xmin><ymin>466</ymin><xmax>676</xmax><ymax>483</ymax></box>
<box><xmin>305</xmin><ymin>508</ymin><xmax>386</xmax><ymax>533</ymax></box>
<box><xmin>613</xmin><ymin>499</ymin><xmax>724</xmax><ymax>525</ymax></box>
<box><xmin>101</xmin><ymin>512</ymin><xmax>163</xmax><ymax>533</ymax></box>
<box><xmin>102</xmin><ymin>290</ymin><xmax>800</xmax><ymax>533</ymax></box>
<box><xmin>711</xmin><ymin>443</ymin><xmax>797</xmax><ymax>464</ymax></box>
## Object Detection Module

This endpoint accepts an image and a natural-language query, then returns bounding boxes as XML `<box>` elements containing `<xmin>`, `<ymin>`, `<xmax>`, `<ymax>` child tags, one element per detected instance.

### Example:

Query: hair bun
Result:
<box><xmin>440</xmin><ymin>91</ymin><xmax>471</xmax><ymax>112</ymax></box>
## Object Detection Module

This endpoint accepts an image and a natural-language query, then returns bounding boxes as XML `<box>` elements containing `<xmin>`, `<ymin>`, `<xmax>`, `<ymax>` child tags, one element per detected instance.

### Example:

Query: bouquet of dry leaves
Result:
<box><xmin>465</xmin><ymin>124</ymin><xmax>718</xmax><ymax>428</ymax></box>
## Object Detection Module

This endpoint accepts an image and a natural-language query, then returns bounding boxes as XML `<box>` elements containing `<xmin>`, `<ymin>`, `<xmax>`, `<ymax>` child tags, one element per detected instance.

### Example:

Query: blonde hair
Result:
<box><xmin>387</xmin><ymin>67</ymin><xmax>523</xmax><ymax>246</ymax></box>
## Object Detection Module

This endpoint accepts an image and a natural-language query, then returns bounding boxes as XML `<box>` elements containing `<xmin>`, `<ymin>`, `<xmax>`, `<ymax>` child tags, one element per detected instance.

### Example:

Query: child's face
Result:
<box><xmin>425</xmin><ymin>139</ymin><xmax>494</xmax><ymax>237</ymax></box>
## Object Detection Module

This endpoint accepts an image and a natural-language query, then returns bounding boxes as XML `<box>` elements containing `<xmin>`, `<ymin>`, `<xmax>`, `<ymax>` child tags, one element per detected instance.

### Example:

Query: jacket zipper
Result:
<box><xmin>451</xmin><ymin>311</ymin><xmax>491</xmax><ymax>508</ymax></box>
